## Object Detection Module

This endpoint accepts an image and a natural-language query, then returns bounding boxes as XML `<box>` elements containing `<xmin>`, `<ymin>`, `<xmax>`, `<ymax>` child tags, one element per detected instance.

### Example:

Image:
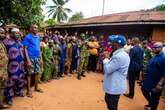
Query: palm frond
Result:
<box><xmin>57</xmin><ymin>0</ymin><xmax>65</xmax><ymax>5</ymax></box>
<box><xmin>47</xmin><ymin>8</ymin><xmax>54</xmax><ymax>14</ymax></box>
<box><xmin>48</xmin><ymin>10</ymin><xmax>55</xmax><ymax>17</ymax></box>
<box><xmin>52</xmin><ymin>0</ymin><xmax>58</xmax><ymax>5</ymax></box>
<box><xmin>64</xmin><ymin>8</ymin><xmax>72</xmax><ymax>13</ymax></box>
<box><xmin>46</xmin><ymin>5</ymin><xmax>56</xmax><ymax>9</ymax></box>
<box><xmin>64</xmin><ymin>0</ymin><xmax>69</xmax><ymax>4</ymax></box>
<box><xmin>62</xmin><ymin>11</ymin><xmax>68</xmax><ymax>20</ymax></box>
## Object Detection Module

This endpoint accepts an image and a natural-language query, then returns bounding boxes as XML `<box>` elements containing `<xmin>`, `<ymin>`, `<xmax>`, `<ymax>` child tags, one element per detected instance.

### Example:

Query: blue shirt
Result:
<box><xmin>103</xmin><ymin>48</ymin><xmax>130</xmax><ymax>95</ymax></box>
<box><xmin>142</xmin><ymin>52</ymin><xmax>165</xmax><ymax>91</ymax></box>
<box><xmin>22</xmin><ymin>33</ymin><xmax>40</xmax><ymax>58</ymax></box>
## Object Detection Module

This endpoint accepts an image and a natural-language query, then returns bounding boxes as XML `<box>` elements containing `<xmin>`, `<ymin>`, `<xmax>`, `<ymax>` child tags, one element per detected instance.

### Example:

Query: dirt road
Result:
<box><xmin>6</xmin><ymin>73</ymin><xmax>165</xmax><ymax>110</ymax></box>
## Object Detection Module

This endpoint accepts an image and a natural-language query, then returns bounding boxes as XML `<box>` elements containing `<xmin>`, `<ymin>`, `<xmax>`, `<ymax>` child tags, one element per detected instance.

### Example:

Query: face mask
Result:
<box><xmin>14</xmin><ymin>35</ymin><xmax>20</xmax><ymax>40</ymax></box>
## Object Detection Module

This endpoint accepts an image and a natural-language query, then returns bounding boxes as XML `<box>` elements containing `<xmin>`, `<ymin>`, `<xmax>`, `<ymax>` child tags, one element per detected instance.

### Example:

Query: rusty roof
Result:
<box><xmin>48</xmin><ymin>11</ymin><xmax>165</xmax><ymax>28</ymax></box>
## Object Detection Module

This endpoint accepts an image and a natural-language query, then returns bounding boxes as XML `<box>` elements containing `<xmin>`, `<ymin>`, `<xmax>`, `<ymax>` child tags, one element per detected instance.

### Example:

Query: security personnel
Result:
<box><xmin>141</xmin><ymin>42</ymin><xmax>165</xmax><ymax>110</ymax></box>
<box><xmin>77</xmin><ymin>34</ymin><xmax>89</xmax><ymax>80</ymax></box>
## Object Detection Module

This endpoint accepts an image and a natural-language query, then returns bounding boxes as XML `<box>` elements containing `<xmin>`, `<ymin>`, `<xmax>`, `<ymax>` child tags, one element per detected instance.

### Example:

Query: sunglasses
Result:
<box><xmin>152</xmin><ymin>46</ymin><xmax>163</xmax><ymax>49</ymax></box>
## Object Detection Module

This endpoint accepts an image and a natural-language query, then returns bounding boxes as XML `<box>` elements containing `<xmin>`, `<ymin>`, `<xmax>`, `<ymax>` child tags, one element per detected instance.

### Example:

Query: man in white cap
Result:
<box><xmin>103</xmin><ymin>35</ymin><xmax>130</xmax><ymax>110</ymax></box>
<box><xmin>3</xmin><ymin>28</ymin><xmax>25</xmax><ymax>106</ymax></box>
<box><xmin>141</xmin><ymin>42</ymin><xmax>165</xmax><ymax>110</ymax></box>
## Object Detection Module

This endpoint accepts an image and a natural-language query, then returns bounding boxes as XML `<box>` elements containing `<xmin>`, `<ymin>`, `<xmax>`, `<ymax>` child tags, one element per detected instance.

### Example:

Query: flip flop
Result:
<box><xmin>144</xmin><ymin>105</ymin><xmax>150</xmax><ymax>110</ymax></box>
<box><xmin>26</xmin><ymin>93</ymin><xmax>33</xmax><ymax>98</ymax></box>
<box><xmin>35</xmin><ymin>88</ymin><xmax>43</xmax><ymax>93</ymax></box>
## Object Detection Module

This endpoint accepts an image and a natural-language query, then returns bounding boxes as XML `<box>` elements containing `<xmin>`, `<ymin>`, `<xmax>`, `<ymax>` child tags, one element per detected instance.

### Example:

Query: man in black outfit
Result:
<box><xmin>124</xmin><ymin>37</ymin><xmax>144</xmax><ymax>99</ymax></box>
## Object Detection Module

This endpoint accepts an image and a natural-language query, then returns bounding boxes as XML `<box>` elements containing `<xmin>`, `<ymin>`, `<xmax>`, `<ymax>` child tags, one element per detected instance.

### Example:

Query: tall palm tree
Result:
<box><xmin>47</xmin><ymin>0</ymin><xmax>72</xmax><ymax>23</ymax></box>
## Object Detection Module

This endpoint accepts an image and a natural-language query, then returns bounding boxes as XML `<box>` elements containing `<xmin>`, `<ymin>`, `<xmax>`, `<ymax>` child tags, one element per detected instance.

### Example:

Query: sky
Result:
<box><xmin>43</xmin><ymin>0</ymin><xmax>165</xmax><ymax>20</ymax></box>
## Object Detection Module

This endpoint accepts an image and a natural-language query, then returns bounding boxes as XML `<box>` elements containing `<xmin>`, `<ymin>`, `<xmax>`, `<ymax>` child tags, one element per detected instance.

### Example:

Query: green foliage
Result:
<box><xmin>69</xmin><ymin>12</ymin><xmax>84</xmax><ymax>22</ymax></box>
<box><xmin>45</xmin><ymin>19</ymin><xmax>58</xmax><ymax>26</ymax></box>
<box><xmin>152</xmin><ymin>4</ymin><xmax>165</xmax><ymax>11</ymax></box>
<box><xmin>0</xmin><ymin>0</ymin><xmax>45</xmax><ymax>28</ymax></box>
<box><xmin>47</xmin><ymin>0</ymin><xmax>72</xmax><ymax>23</ymax></box>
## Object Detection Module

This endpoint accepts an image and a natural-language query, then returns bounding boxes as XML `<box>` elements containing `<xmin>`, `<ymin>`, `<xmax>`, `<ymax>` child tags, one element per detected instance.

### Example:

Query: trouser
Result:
<box><xmin>88</xmin><ymin>55</ymin><xmax>97</xmax><ymax>71</ymax></box>
<box><xmin>135</xmin><ymin>70</ymin><xmax>141</xmax><ymax>80</ymax></box>
<box><xmin>105</xmin><ymin>93</ymin><xmax>120</xmax><ymax>110</ymax></box>
<box><xmin>0</xmin><ymin>80</ymin><xmax>6</xmax><ymax>107</ymax></box>
<box><xmin>52</xmin><ymin>59</ymin><xmax>59</xmax><ymax>78</ymax></box>
<box><xmin>141</xmin><ymin>88</ymin><xmax>162</xmax><ymax>110</ymax></box>
<box><xmin>59</xmin><ymin>61</ymin><xmax>65</xmax><ymax>76</ymax></box>
<box><xmin>77</xmin><ymin>57</ymin><xmax>88</xmax><ymax>77</ymax></box>
<box><xmin>71</xmin><ymin>58</ymin><xmax>78</xmax><ymax>71</ymax></box>
<box><xmin>128</xmin><ymin>70</ymin><xmax>140</xmax><ymax>97</ymax></box>
<box><xmin>4</xmin><ymin>75</ymin><xmax>24</xmax><ymax>102</ymax></box>
<box><xmin>162</xmin><ymin>85</ymin><xmax>165</xmax><ymax>96</ymax></box>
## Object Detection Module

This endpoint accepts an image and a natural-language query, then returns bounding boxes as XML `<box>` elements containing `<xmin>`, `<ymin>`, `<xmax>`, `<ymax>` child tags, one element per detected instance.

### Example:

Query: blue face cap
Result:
<box><xmin>108</xmin><ymin>35</ymin><xmax>127</xmax><ymax>46</ymax></box>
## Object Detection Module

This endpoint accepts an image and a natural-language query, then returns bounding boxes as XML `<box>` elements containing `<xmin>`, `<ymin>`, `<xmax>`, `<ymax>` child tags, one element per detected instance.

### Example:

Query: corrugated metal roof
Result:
<box><xmin>48</xmin><ymin>11</ymin><xmax>165</xmax><ymax>28</ymax></box>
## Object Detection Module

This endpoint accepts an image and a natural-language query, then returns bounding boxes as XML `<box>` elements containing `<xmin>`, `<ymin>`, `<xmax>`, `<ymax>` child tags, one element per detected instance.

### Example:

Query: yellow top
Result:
<box><xmin>88</xmin><ymin>41</ymin><xmax>99</xmax><ymax>55</ymax></box>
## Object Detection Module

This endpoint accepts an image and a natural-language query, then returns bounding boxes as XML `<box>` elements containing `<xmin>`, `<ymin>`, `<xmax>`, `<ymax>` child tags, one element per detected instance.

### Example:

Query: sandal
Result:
<box><xmin>35</xmin><ymin>88</ymin><xmax>43</xmax><ymax>93</ymax></box>
<box><xmin>26</xmin><ymin>92</ymin><xmax>33</xmax><ymax>98</ymax></box>
<box><xmin>144</xmin><ymin>105</ymin><xmax>150</xmax><ymax>110</ymax></box>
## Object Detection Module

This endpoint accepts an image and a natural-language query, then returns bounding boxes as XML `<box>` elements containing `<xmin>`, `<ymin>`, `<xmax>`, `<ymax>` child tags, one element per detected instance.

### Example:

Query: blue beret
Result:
<box><xmin>108</xmin><ymin>35</ymin><xmax>127</xmax><ymax>46</ymax></box>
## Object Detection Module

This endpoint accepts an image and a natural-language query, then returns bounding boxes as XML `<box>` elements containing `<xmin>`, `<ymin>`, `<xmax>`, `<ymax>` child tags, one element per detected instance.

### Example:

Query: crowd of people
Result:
<box><xmin>0</xmin><ymin>24</ymin><xmax>165</xmax><ymax>110</ymax></box>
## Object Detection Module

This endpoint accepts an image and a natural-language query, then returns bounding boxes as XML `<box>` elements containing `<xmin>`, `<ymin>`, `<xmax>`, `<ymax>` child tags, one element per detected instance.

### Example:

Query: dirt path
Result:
<box><xmin>6</xmin><ymin>73</ymin><xmax>165</xmax><ymax>110</ymax></box>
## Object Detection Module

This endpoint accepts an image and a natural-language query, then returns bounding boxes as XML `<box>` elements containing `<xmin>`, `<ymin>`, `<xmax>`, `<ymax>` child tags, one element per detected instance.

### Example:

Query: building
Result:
<box><xmin>47</xmin><ymin>11</ymin><xmax>165</xmax><ymax>42</ymax></box>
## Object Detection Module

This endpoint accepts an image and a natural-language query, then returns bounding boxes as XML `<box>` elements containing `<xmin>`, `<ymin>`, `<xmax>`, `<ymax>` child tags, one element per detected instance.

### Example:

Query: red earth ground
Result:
<box><xmin>6</xmin><ymin>72</ymin><xmax>165</xmax><ymax>110</ymax></box>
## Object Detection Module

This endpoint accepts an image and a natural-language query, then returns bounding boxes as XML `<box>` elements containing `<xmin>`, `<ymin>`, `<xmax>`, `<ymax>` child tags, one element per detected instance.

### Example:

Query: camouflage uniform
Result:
<box><xmin>0</xmin><ymin>41</ymin><xmax>8</xmax><ymax>107</ymax></box>
<box><xmin>77</xmin><ymin>42</ymin><xmax>89</xmax><ymax>79</ymax></box>
<box><xmin>52</xmin><ymin>43</ymin><xmax>61</xmax><ymax>79</ymax></box>
<box><xmin>142</xmin><ymin>47</ymin><xmax>152</xmax><ymax>79</ymax></box>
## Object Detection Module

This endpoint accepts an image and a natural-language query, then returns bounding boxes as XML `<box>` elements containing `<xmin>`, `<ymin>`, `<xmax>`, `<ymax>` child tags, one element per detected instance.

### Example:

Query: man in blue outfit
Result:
<box><xmin>125</xmin><ymin>37</ymin><xmax>144</xmax><ymax>98</ymax></box>
<box><xmin>22</xmin><ymin>24</ymin><xmax>43</xmax><ymax>98</ymax></box>
<box><xmin>141</xmin><ymin>42</ymin><xmax>165</xmax><ymax>110</ymax></box>
<box><xmin>59</xmin><ymin>37</ymin><xmax>66</xmax><ymax>77</ymax></box>
<box><xmin>103</xmin><ymin>35</ymin><xmax>130</xmax><ymax>110</ymax></box>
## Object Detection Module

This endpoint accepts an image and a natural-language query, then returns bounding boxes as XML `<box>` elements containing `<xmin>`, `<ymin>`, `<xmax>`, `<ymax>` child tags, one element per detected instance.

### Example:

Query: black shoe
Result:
<box><xmin>81</xmin><ymin>74</ymin><xmax>86</xmax><ymax>77</ymax></box>
<box><xmin>6</xmin><ymin>100</ymin><xmax>12</xmax><ymax>106</ymax></box>
<box><xmin>77</xmin><ymin>75</ymin><xmax>81</xmax><ymax>80</ymax></box>
<box><xmin>124</xmin><ymin>94</ymin><xmax>134</xmax><ymax>99</ymax></box>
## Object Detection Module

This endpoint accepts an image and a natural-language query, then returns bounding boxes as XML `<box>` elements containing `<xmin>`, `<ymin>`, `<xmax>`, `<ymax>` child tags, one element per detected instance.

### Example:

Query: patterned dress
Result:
<box><xmin>3</xmin><ymin>38</ymin><xmax>25</xmax><ymax>102</ymax></box>
<box><xmin>66</xmin><ymin>43</ymin><xmax>72</xmax><ymax>73</ymax></box>
<box><xmin>41</xmin><ymin>45</ymin><xmax>53</xmax><ymax>81</ymax></box>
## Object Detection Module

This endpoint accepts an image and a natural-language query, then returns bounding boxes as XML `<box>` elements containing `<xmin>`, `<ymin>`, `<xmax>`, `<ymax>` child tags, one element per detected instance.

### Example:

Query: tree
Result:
<box><xmin>0</xmin><ymin>0</ymin><xmax>45</xmax><ymax>28</ymax></box>
<box><xmin>69</xmin><ymin>12</ymin><xmax>84</xmax><ymax>22</ymax></box>
<box><xmin>45</xmin><ymin>19</ymin><xmax>58</xmax><ymax>26</ymax></box>
<box><xmin>152</xmin><ymin>4</ymin><xmax>165</xmax><ymax>11</ymax></box>
<box><xmin>47</xmin><ymin>0</ymin><xmax>72</xmax><ymax>23</ymax></box>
